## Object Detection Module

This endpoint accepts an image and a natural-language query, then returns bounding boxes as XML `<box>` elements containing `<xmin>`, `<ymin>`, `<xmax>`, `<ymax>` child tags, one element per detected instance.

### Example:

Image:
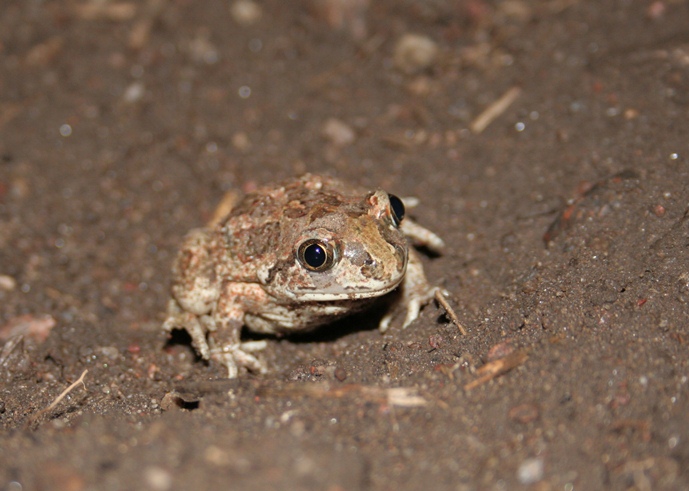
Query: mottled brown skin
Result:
<box><xmin>163</xmin><ymin>174</ymin><xmax>446</xmax><ymax>378</ymax></box>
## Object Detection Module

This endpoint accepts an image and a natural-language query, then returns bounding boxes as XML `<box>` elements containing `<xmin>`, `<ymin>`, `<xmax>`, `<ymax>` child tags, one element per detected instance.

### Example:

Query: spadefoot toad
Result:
<box><xmin>163</xmin><ymin>174</ymin><xmax>447</xmax><ymax>377</ymax></box>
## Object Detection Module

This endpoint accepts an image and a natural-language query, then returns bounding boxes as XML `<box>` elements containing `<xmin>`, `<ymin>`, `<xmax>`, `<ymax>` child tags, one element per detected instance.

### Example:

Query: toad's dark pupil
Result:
<box><xmin>388</xmin><ymin>194</ymin><xmax>405</xmax><ymax>226</ymax></box>
<box><xmin>303</xmin><ymin>242</ymin><xmax>327</xmax><ymax>269</ymax></box>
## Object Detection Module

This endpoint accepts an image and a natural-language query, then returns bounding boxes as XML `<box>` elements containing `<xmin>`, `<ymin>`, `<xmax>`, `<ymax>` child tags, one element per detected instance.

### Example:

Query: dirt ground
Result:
<box><xmin>1</xmin><ymin>0</ymin><xmax>688</xmax><ymax>489</ymax></box>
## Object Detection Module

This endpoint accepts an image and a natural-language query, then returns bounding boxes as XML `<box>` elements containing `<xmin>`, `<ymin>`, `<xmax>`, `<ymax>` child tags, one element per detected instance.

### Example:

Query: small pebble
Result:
<box><xmin>204</xmin><ymin>445</ymin><xmax>230</xmax><ymax>466</ymax></box>
<box><xmin>98</xmin><ymin>346</ymin><xmax>120</xmax><ymax>360</ymax></box>
<box><xmin>123</xmin><ymin>82</ymin><xmax>145</xmax><ymax>103</ymax></box>
<box><xmin>428</xmin><ymin>334</ymin><xmax>443</xmax><ymax>349</ymax></box>
<box><xmin>322</xmin><ymin>118</ymin><xmax>356</xmax><ymax>147</ymax></box>
<box><xmin>231</xmin><ymin>0</ymin><xmax>262</xmax><ymax>26</ymax></box>
<box><xmin>160</xmin><ymin>391</ymin><xmax>183</xmax><ymax>411</ymax></box>
<box><xmin>517</xmin><ymin>457</ymin><xmax>544</xmax><ymax>484</ymax></box>
<box><xmin>189</xmin><ymin>36</ymin><xmax>219</xmax><ymax>64</ymax></box>
<box><xmin>232</xmin><ymin>131</ymin><xmax>251</xmax><ymax>151</ymax></box>
<box><xmin>0</xmin><ymin>275</ymin><xmax>17</xmax><ymax>291</ymax></box>
<box><xmin>393</xmin><ymin>34</ymin><xmax>439</xmax><ymax>75</ymax></box>
<box><xmin>144</xmin><ymin>466</ymin><xmax>173</xmax><ymax>491</ymax></box>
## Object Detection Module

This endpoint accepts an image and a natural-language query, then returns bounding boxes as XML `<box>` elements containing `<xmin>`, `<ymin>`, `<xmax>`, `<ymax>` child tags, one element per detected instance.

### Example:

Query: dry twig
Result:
<box><xmin>207</xmin><ymin>190</ymin><xmax>241</xmax><ymax>227</ymax></box>
<box><xmin>257</xmin><ymin>382</ymin><xmax>428</xmax><ymax>408</ymax></box>
<box><xmin>464</xmin><ymin>351</ymin><xmax>528</xmax><ymax>391</ymax></box>
<box><xmin>0</xmin><ymin>336</ymin><xmax>23</xmax><ymax>367</ymax></box>
<box><xmin>470</xmin><ymin>86</ymin><xmax>522</xmax><ymax>134</ymax></box>
<box><xmin>128</xmin><ymin>0</ymin><xmax>168</xmax><ymax>50</ymax></box>
<box><xmin>434</xmin><ymin>290</ymin><xmax>466</xmax><ymax>335</ymax></box>
<box><xmin>26</xmin><ymin>369</ymin><xmax>89</xmax><ymax>427</ymax></box>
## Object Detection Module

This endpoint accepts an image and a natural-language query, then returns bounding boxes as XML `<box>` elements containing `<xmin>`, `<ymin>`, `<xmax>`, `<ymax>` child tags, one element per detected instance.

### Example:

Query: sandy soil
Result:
<box><xmin>1</xmin><ymin>1</ymin><xmax>688</xmax><ymax>489</ymax></box>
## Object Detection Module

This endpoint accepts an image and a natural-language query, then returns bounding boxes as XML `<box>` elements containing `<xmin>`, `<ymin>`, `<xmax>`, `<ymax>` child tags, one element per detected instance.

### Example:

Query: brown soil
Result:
<box><xmin>1</xmin><ymin>1</ymin><xmax>688</xmax><ymax>489</ymax></box>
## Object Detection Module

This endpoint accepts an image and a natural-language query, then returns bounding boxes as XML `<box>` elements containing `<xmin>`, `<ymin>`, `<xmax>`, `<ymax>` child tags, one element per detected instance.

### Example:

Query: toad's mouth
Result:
<box><xmin>290</xmin><ymin>274</ymin><xmax>405</xmax><ymax>302</ymax></box>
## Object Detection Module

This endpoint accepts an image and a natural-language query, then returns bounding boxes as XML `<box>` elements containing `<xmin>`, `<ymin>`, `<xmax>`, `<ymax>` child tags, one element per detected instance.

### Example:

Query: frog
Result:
<box><xmin>163</xmin><ymin>173</ymin><xmax>448</xmax><ymax>378</ymax></box>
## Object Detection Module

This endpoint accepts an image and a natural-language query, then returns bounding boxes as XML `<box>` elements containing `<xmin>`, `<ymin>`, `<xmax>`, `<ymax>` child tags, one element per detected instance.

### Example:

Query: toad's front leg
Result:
<box><xmin>208</xmin><ymin>283</ymin><xmax>268</xmax><ymax>378</ymax></box>
<box><xmin>378</xmin><ymin>249</ymin><xmax>447</xmax><ymax>333</ymax></box>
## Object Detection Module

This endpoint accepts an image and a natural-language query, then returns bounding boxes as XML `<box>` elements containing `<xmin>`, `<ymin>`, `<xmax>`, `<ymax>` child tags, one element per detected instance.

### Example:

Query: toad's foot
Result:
<box><xmin>378</xmin><ymin>249</ymin><xmax>447</xmax><ymax>333</ymax></box>
<box><xmin>208</xmin><ymin>339</ymin><xmax>268</xmax><ymax>379</ymax></box>
<box><xmin>163</xmin><ymin>299</ymin><xmax>213</xmax><ymax>360</ymax></box>
<box><xmin>378</xmin><ymin>285</ymin><xmax>448</xmax><ymax>333</ymax></box>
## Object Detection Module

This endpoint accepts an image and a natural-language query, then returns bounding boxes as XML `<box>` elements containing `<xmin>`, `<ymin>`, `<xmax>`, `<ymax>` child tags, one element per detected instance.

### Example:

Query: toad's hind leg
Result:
<box><xmin>207</xmin><ymin>334</ymin><xmax>267</xmax><ymax>379</ymax></box>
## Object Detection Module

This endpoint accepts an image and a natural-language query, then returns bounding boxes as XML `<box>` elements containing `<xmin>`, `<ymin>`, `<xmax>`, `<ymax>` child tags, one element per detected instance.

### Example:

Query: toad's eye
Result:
<box><xmin>388</xmin><ymin>194</ymin><xmax>405</xmax><ymax>227</ymax></box>
<box><xmin>297</xmin><ymin>239</ymin><xmax>335</xmax><ymax>272</ymax></box>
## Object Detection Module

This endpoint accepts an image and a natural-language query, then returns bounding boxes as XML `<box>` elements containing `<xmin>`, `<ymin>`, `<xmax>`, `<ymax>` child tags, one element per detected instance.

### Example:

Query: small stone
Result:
<box><xmin>160</xmin><ymin>391</ymin><xmax>183</xmax><ymax>411</ymax></box>
<box><xmin>98</xmin><ymin>346</ymin><xmax>120</xmax><ymax>360</ymax></box>
<box><xmin>406</xmin><ymin>75</ymin><xmax>433</xmax><ymax>96</ymax></box>
<box><xmin>189</xmin><ymin>35</ymin><xmax>219</xmax><ymax>64</ymax></box>
<box><xmin>393</xmin><ymin>34</ymin><xmax>439</xmax><ymax>75</ymax></box>
<box><xmin>123</xmin><ymin>82</ymin><xmax>145</xmax><ymax>103</ymax></box>
<box><xmin>204</xmin><ymin>445</ymin><xmax>231</xmax><ymax>466</ymax></box>
<box><xmin>517</xmin><ymin>457</ymin><xmax>544</xmax><ymax>484</ymax></box>
<box><xmin>144</xmin><ymin>466</ymin><xmax>172</xmax><ymax>491</ymax></box>
<box><xmin>0</xmin><ymin>275</ymin><xmax>17</xmax><ymax>291</ymax></box>
<box><xmin>230</xmin><ymin>0</ymin><xmax>262</xmax><ymax>26</ymax></box>
<box><xmin>122</xmin><ymin>82</ymin><xmax>146</xmax><ymax>104</ymax></box>
<box><xmin>428</xmin><ymin>334</ymin><xmax>443</xmax><ymax>349</ymax></box>
<box><xmin>322</xmin><ymin>118</ymin><xmax>356</xmax><ymax>147</ymax></box>
<box><xmin>232</xmin><ymin>131</ymin><xmax>251</xmax><ymax>151</ymax></box>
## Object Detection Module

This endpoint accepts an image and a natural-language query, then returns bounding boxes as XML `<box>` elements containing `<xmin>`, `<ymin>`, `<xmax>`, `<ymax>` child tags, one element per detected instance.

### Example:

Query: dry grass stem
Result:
<box><xmin>434</xmin><ymin>290</ymin><xmax>466</xmax><ymax>335</ymax></box>
<box><xmin>464</xmin><ymin>351</ymin><xmax>528</xmax><ymax>391</ymax></box>
<box><xmin>258</xmin><ymin>383</ymin><xmax>428</xmax><ymax>407</ymax></box>
<box><xmin>26</xmin><ymin>369</ymin><xmax>89</xmax><ymax>427</ymax></box>
<box><xmin>208</xmin><ymin>190</ymin><xmax>241</xmax><ymax>227</ymax></box>
<box><xmin>128</xmin><ymin>0</ymin><xmax>168</xmax><ymax>50</ymax></box>
<box><xmin>0</xmin><ymin>336</ymin><xmax>23</xmax><ymax>367</ymax></box>
<box><xmin>470</xmin><ymin>86</ymin><xmax>522</xmax><ymax>134</ymax></box>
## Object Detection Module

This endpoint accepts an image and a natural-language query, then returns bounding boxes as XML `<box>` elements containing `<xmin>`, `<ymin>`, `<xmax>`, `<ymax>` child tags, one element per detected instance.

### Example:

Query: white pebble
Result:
<box><xmin>123</xmin><ymin>82</ymin><xmax>145</xmax><ymax>103</ymax></box>
<box><xmin>144</xmin><ymin>466</ymin><xmax>172</xmax><ymax>491</ymax></box>
<box><xmin>0</xmin><ymin>275</ymin><xmax>17</xmax><ymax>291</ymax></box>
<box><xmin>322</xmin><ymin>118</ymin><xmax>356</xmax><ymax>146</ymax></box>
<box><xmin>231</xmin><ymin>0</ymin><xmax>262</xmax><ymax>26</ymax></box>
<box><xmin>517</xmin><ymin>457</ymin><xmax>544</xmax><ymax>484</ymax></box>
<box><xmin>98</xmin><ymin>346</ymin><xmax>120</xmax><ymax>360</ymax></box>
<box><xmin>393</xmin><ymin>34</ymin><xmax>439</xmax><ymax>74</ymax></box>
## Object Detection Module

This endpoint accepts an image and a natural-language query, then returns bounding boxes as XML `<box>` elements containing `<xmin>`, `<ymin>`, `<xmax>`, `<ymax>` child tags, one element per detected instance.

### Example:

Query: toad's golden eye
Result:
<box><xmin>297</xmin><ymin>239</ymin><xmax>335</xmax><ymax>272</ymax></box>
<box><xmin>388</xmin><ymin>194</ymin><xmax>405</xmax><ymax>227</ymax></box>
